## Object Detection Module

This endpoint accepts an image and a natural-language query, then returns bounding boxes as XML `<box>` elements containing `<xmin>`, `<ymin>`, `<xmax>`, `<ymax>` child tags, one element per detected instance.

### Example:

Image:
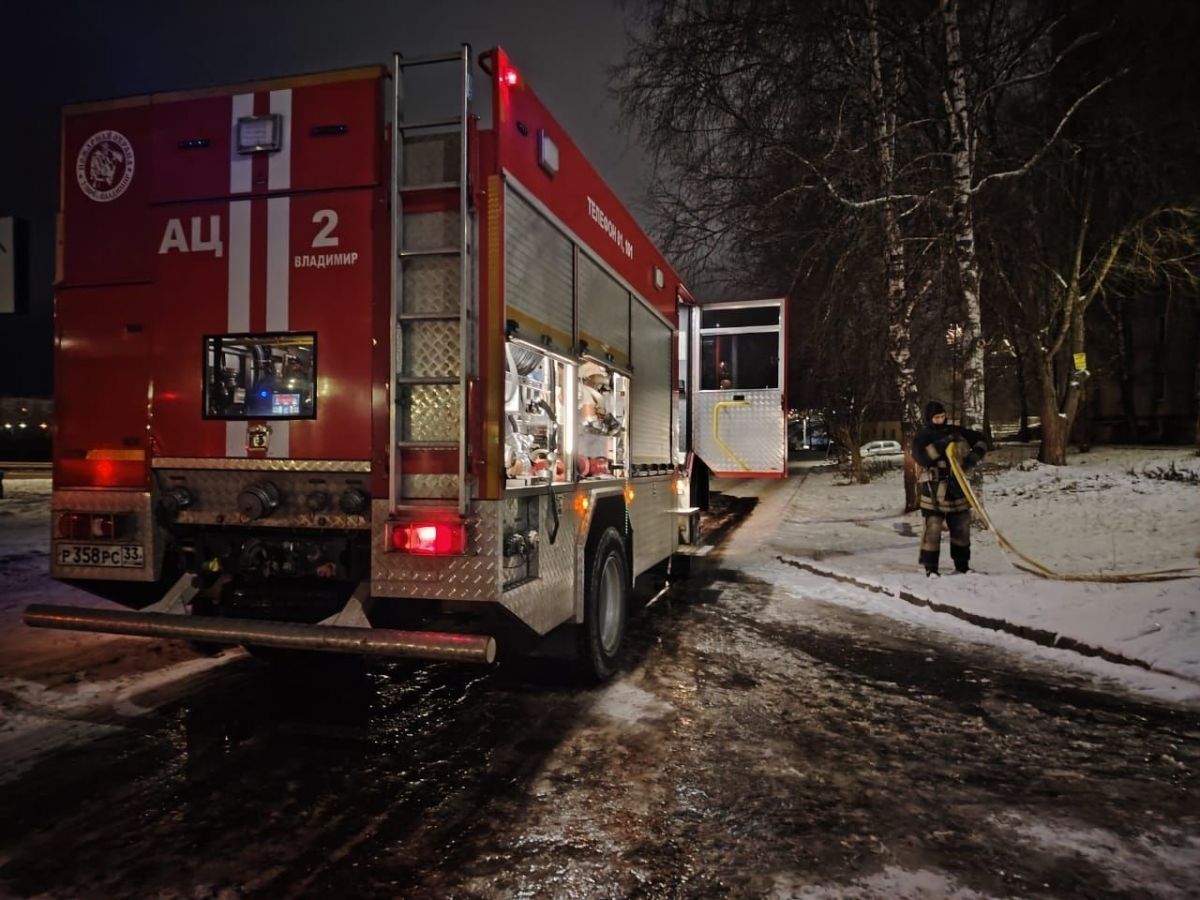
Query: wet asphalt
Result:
<box><xmin>1</xmin><ymin>500</ymin><xmax>1198</xmax><ymax>898</ymax></box>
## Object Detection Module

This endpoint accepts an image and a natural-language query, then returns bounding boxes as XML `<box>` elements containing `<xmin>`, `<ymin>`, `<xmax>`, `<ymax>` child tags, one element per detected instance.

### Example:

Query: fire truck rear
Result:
<box><xmin>28</xmin><ymin>47</ymin><xmax>786</xmax><ymax>679</ymax></box>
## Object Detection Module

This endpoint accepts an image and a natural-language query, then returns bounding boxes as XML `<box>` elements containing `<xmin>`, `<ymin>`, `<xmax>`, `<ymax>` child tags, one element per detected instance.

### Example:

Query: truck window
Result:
<box><xmin>203</xmin><ymin>333</ymin><xmax>316</xmax><ymax>420</ymax></box>
<box><xmin>700</xmin><ymin>333</ymin><xmax>780</xmax><ymax>390</ymax></box>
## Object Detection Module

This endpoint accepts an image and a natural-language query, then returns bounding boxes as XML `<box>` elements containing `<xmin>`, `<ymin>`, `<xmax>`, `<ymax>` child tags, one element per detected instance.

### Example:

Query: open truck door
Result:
<box><xmin>688</xmin><ymin>298</ymin><xmax>787</xmax><ymax>478</ymax></box>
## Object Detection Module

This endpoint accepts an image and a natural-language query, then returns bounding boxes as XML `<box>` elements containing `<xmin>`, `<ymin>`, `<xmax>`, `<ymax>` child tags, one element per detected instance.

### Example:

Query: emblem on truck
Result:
<box><xmin>76</xmin><ymin>130</ymin><xmax>135</xmax><ymax>202</ymax></box>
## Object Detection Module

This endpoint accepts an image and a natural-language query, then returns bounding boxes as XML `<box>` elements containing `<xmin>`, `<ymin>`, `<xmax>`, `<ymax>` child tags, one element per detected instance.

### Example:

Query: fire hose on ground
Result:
<box><xmin>945</xmin><ymin>442</ymin><xmax>1198</xmax><ymax>584</ymax></box>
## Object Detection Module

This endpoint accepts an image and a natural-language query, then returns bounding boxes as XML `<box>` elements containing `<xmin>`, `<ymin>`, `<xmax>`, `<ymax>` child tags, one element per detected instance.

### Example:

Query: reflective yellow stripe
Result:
<box><xmin>85</xmin><ymin>449</ymin><xmax>145</xmax><ymax>461</ymax></box>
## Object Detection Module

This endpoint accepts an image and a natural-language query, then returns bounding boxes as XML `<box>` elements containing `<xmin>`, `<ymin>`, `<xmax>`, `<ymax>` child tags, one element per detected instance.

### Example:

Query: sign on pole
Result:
<box><xmin>0</xmin><ymin>216</ymin><xmax>23</xmax><ymax>315</ymax></box>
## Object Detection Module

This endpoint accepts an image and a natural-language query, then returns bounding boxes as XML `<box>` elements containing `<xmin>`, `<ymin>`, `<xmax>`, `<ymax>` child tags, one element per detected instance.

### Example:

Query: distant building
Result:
<box><xmin>0</xmin><ymin>396</ymin><xmax>53</xmax><ymax>460</ymax></box>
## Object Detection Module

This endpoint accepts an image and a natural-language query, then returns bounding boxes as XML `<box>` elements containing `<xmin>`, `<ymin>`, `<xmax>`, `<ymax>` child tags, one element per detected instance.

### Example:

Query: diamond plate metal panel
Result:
<box><xmin>498</xmin><ymin>492</ymin><xmax>579</xmax><ymax>635</ymax></box>
<box><xmin>630</xmin><ymin>300</ymin><xmax>672</xmax><ymax>465</ymax></box>
<box><xmin>404</xmin><ymin>210</ymin><xmax>460</xmax><ymax>252</ymax></box>
<box><xmin>153</xmin><ymin>468</ymin><xmax>372</xmax><ymax>530</ymax></box>
<box><xmin>578</xmin><ymin>252</ymin><xmax>629</xmax><ymax>364</ymax></box>
<box><xmin>627</xmin><ymin>475</ymin><xmax>677</xmax><ymax>577</ymax></box>
<box><xmin>403</xmin><ymin>257</ymin><xmax>459</xmax><ymax>314</ymax></box>
<box><xmin>50</xmin><ymin>490</ymin><xmax>162</xmax><ymax>582</ymax></box>
<box><xmin>505</xmin><ymin>191</ymin><xmax>573</xmax><ymax>353</ymax></box>
<box><xmin>400</xmin><ymin>474</ymin><xmax>458</xmax><ymax>499</ymax></box>
<box><xmin>402</xmin><ymin>321</ymin><xmax>460</xmax><ymax>378</ymax></box>
<box><xmin>400</xmin><ymin>384</ymin><xmax>458</xmax><ymax>442</ymax></box>
<box><xmin>371</xmin><ymin>499</ymin><xmax>503</xmax><ymax>602</ymax></box>
<box><xmin>402</xmin><ymin>133</ymin><xmax>460</xmax><ymax>186</ymax></box>
<box><xmin>695</xmin><ymin>389</ymin><xmax>786</xmax><ymax>475</ymax></box>
<box><xmin>152</xmin><ymin>458</ymin><xmax>370</xmax><ymax>472</ymax></box>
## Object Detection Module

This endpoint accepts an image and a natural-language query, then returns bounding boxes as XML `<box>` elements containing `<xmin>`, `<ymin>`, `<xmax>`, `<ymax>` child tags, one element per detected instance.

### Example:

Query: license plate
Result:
<box><xmin>57</xmin><ymin>543</ymin><xmax>145</xmax><ymax>568</ymax></box>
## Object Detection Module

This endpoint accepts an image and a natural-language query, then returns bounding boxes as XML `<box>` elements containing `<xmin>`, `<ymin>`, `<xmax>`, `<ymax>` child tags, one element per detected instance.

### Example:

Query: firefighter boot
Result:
<box><xmin>919</xmin><ymin>549</ymin><xmax>940</xmax><ymax>577</ymax></box>
<box><xmin>948</xmin><ymin>512</ymin><xmax>971</xmax><ymax>574</ymax></box>
<box><xmin>919</xmin><ymin>514</ymin><xmax>944</xmax><ymax>577</ymax></box>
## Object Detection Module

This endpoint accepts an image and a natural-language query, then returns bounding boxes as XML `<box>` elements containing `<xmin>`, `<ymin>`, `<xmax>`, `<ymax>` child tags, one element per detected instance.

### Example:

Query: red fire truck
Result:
<box><xmin>27</xmin><ymin>47</ymin><xmax>786</xmax><ymax>679</ymax></box>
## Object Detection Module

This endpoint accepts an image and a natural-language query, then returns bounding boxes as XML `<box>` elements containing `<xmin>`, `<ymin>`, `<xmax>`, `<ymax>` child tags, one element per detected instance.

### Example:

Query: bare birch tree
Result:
<box><xmin>616</xmin><ymin>0</ymin><xmax>934</xmax><ymax>504</ymax></box>
<box><xmin>617</xmin><ymin>0</ymin><xmax>1198</xmax><ymax>477</ymax></box>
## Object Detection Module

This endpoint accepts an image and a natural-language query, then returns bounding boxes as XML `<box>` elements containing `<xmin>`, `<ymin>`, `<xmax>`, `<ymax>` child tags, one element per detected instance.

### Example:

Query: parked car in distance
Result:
<box><xmin>859</xmin><ymin>439</ymin><xmax>904</xmax><ymax>459</ymax></box>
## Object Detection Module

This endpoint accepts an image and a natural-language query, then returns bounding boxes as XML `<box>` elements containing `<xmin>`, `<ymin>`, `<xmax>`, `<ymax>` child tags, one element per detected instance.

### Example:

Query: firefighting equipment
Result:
<box><xmin>945</xmin><ymin>443</ymin><xmax>1196</xmax><ymax>583</ymax></box>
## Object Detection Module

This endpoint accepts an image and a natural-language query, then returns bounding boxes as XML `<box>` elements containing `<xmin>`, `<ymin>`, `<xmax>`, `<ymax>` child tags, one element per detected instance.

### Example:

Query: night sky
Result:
<box><xmin>0</xmin><ymin>0</ymin><xmax>646</xmax><ymax>398</ymax></box>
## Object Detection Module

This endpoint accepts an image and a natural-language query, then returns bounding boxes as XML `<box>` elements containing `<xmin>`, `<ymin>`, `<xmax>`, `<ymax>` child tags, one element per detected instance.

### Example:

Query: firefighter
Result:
<box><xmin>578</xmin><ymin>362</ymin><xmax>619</xmax><ymax>475</ymax></box>
<box><xmin>911</xmin><ymin>400</ymin><xmax>988</xmax><ymax>576</ymax></box>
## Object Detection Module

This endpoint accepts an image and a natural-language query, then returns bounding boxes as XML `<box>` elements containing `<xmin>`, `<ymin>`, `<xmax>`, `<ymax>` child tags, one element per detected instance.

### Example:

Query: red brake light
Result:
<box><xmin>390</xmin><ymin>523</ymin><xmax>468</xmax><ymax>555</ymax></box>
<box><xmin>57</xmin><ymin>512</ymin><xmax>132</xmax><ymax>541</ymax></box>
<box><xmin>57</xmin><ymin>513</ymin><xmax>91</xmax><ymax>540</ymax></box>
<box><xmin>503</xmin><ymin>68</ymin><xmax>519</xmax><ymax>87</ymax></box>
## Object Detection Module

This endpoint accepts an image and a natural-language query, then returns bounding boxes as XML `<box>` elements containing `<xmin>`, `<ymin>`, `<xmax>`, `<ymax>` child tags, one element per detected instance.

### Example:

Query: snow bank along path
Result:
<box><xmin>713</xmin><ymin>447</ymin><xmax>1200</xmax><ymax>705</ymax></box>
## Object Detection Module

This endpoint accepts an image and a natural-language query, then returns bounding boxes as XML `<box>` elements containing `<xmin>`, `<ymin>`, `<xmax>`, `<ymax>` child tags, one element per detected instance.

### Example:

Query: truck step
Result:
<box><xmin>398</xmin><ymin>246</ymin><xmax>461</xmax><ymax>258</ymax></box>
<box><xmin>397</xmin><ymin>116</ymin><xmax>461</xmax><ymax>132</ymax></box>
<box><xmin>394</xmin><ymin>440</ymin><xmax>460</xmax><ymax>450</ymax></box>
<box><xmin>395</xmin><ymin>51</ymin><xmax>465</xmax><ymax>68</ymax></box>
<box><xmin>399</xmin><ymin>180</ymin><xmax>460</xmax><ymax>194</ymax></box>
<box><xmin>395</xmin><ymin>375</ymin><xmax>460</xmax><ymax>386</ymax></box>
<box><xmin>397</xmin><ymin>312</ymin><xmax>460</xmax><ymax>322</ymax></box>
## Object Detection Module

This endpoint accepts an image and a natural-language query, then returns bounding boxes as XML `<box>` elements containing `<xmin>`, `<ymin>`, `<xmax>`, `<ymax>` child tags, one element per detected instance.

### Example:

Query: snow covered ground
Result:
<box><xmin>0</xmin><ymin>476</ymin><xmax>123</xmax><ymax>664</ymax></box>
<box><xmin>716</xmin><ymin>446</ymin><xmax>1200</xmax><ymax>706</ymax></box>
<box><xmin>0</xmin><ymin>446</ymin><xmax>1198</xmax><ymax>716</ymax></box>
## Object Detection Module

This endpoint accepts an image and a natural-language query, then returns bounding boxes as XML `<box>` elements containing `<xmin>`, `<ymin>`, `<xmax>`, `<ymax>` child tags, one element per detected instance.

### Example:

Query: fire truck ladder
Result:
<box><xmin>390</xmin><ymin>46</ymin><xmax>474</xmax><ymax>515</ymax></box>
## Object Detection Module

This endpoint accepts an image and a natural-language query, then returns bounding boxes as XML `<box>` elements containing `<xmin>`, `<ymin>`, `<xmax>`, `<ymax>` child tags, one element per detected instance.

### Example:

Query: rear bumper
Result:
<box><xmin>23</xmin><ymin>603</ymin><xmax>496</xmax><ymax>664</ymax></box>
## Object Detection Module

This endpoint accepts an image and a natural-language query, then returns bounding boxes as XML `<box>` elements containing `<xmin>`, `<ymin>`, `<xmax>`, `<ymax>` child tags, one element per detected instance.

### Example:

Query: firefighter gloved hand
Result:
<box><xmin>963</xmin><ymin>450</ymin><xmax>982</xmax><ymax>469</ymax></box>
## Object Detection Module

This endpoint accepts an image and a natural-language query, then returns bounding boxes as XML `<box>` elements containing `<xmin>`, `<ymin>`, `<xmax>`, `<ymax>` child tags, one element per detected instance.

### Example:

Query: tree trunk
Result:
<box><xmin>940</xmin><ymin>0</ymin><xmax>987</xmax><ymax>430</ymax></box>
<box><xmin>1037</xmin><ymin>361</ymin><xmax>1069</xmax><ymax>465</ymax></box>
<box><xmin>1012</xmin><ymin>338</ymin><xmax>1031</xmax><ymax>442</ymax></box>
<box><xmin>1115</xmin><ymin>296</ymin><xmax>1140</xmax><ymax>441</ymax></box>
<box><xmin>1069</xmin><ymin>314</ymin><xmax>1091</xmax><ymax>452</ymax></box>
<box><xmin>1194</xmin><ymin>346</ymin><xmax>1200</xmax><ymax>455</ymax></box>
<box><xmin>1037</xmin><ymin>350</ymin><xmax>1090</xmax><ymax>465</ymax></box>
<box><xmin>868</xmin><ymin>0</ymin><xmax>921</xmax><ymax>511</ymax></box>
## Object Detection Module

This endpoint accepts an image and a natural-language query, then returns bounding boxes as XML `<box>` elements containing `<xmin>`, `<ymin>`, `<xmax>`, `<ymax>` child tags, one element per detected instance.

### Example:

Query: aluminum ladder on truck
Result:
<box><xmin>390</xmin><ymin>46</ymin><xmax>474</xmax><ymax>515</ymax></box>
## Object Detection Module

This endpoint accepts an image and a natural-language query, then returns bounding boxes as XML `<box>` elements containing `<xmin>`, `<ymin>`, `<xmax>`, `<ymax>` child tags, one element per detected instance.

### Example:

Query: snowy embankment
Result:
<box><xmin>717</xmin><ymin>447</ymin><xmax>1200</xmax><ymax>704</ymax></box>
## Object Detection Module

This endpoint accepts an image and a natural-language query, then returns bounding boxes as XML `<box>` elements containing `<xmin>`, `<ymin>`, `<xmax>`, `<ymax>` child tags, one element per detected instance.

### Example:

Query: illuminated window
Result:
<box><xmin>203</xmin><ymin>333</ymin><xmax>317</xmax><ymax>420</ymax></box>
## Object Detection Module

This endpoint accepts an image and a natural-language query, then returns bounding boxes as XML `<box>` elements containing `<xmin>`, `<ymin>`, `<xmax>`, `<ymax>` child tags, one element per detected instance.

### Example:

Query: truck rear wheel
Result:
<box><xmin>577</xmin><ymin>526</ymin><xmax>628</xmax><ymax>682</ymax></box>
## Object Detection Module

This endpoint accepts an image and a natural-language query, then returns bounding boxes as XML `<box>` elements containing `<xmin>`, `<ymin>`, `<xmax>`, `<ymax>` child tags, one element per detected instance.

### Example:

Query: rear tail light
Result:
<box><xmin>56</xmin><ymin>512</ymin><xmax>133</xmax><ymax>541</ymax></box>
<box><xmin>55</xmin><ymin>458</ymin><xmax>147</xmax><ymax>489</ymax></box>
<box><xmin>56</xmin><ymin>513</ymin><xmax>91</xmax><ymax>540</ymax></box>
<box><xmin>389</xmin><ymin>522</ymin><xmax>468</xmax><ymax>555</ymax></box>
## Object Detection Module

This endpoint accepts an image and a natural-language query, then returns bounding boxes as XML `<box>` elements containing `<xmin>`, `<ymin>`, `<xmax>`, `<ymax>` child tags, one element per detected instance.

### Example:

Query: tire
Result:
<box><xmin>576</xmin><ymin>526</ymin><xmax>629</xmax><ymax>683</ymax></box>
